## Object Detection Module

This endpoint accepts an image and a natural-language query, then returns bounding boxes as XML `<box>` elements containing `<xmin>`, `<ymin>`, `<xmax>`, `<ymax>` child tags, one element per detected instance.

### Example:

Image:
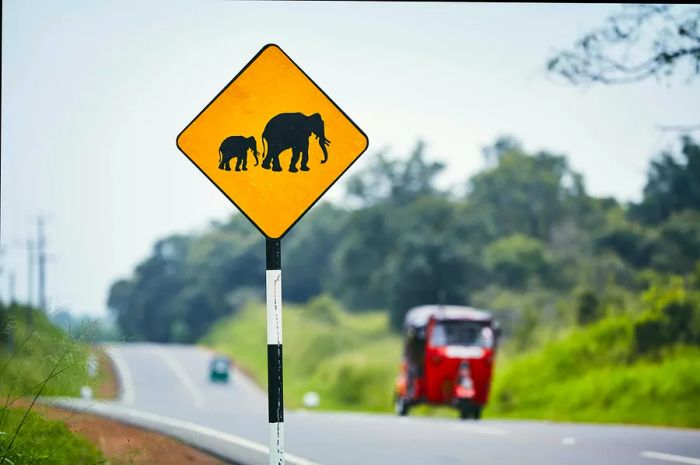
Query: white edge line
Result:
<box><xmin>151</xmin><ymin>346</ymin><xmax>205</xmax><ymax>408</ymax></box>
<box><xmin>641</xmin><ymin>451</ymin><xmax>700</xmax><ymax>465</ymax></box>
<box><xmin>105</xmin><ymin>346</ymin><xmax>135</xmax><ymax>405</ymax></box>
<box><xmin>71</xmin><ymin>401</ymin><xmax>319</xmax><ymax>465</ymax></box>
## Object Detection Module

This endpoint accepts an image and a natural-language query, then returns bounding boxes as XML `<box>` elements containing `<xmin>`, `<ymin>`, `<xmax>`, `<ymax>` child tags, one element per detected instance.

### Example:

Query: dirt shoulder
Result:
<box><xmin>94</xmin><ymin>345</ymin><xmax>119</xmax><ymax>399</ymax></box>
<box><xmin>36</xmin><ymin>404</ymin><xmax>232</xmax><ymax>465</ymax></box>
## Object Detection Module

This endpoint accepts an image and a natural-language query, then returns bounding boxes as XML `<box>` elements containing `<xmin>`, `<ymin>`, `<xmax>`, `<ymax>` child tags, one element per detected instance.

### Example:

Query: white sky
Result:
<box><xmin>1</xmin><ymin>1</ymin><xmax>697</xmax><ymax>317</ymax></box>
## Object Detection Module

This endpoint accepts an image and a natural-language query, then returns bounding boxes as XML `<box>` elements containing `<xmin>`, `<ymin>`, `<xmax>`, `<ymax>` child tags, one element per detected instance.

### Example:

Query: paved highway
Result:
<box><xmin>55</xmin><ymin>343</ymin><xmax>700</xmax><ymax>465</ymax></box>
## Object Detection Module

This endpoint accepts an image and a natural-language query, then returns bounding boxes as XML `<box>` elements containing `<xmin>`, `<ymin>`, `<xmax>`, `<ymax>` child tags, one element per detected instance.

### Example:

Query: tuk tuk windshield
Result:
<box><xmin>429</xmin><ymin>320</ymin><xmax>491</xmax><ymax>347</ymax></box>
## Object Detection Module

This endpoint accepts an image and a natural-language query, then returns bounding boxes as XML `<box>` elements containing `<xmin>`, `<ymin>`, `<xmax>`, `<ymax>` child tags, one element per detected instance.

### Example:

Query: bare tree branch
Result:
<box><xmin>547</xmin><ymin>5</ymin><xmax>700</xmax><ymax>86</ymax></box>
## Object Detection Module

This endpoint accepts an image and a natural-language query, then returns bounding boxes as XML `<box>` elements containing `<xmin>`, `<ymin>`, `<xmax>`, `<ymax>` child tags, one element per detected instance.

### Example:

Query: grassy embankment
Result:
<box><xmin>490</xmin><ymin>278</ymin><xmax>700</xmax><ymax>427</ymax></box>
<box><xmin>203</xmin><ymin>295</ymin><xmax>401</xmax><ymax>411</ymax></box>
<box><xmin>203</xmin><ymin>290</ymin><xmax>700</xmax><ymax>427</ymax></box>
<box><xmin>0</xmin><ymin>304</ymin><xmax>109</xmax><ymax>464</ymax></box>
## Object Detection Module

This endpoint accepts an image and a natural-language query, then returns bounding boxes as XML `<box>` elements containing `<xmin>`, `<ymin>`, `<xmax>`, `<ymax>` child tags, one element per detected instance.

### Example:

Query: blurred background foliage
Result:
<box><xmin>105</xmin><ymin>133</ymin><xmax>700</xmax><ymax>424</ymax></box>
<box><xmin>108</xmin><ymin>134</ymin><xmax>700</xmax><ymax>345</ymax></box>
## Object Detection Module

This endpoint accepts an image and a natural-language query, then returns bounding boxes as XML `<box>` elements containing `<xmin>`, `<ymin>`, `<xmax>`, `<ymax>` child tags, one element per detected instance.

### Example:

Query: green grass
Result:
<box><xmin>0</xmin><ymin>407</ymin><xmax>103</xmax><ymax>465</ymax></box>
<box><xmin>202</xmin><ymin>295</ymin><xmax>402</xmax><ymax>411</ymax></box>
<box><xmin>489</xmin><ymin>317</ymin><xmax>700</xmax><ymax>427</ymax></box>
<box><xmin>0</xmin><ymin>303</ymin><xmax>109</xmax><ymax>464</ymax></box>
<box><xmin>1</xmin><ymin>304</ymin><xmax>104</xmax><ymax>398</ymax></box>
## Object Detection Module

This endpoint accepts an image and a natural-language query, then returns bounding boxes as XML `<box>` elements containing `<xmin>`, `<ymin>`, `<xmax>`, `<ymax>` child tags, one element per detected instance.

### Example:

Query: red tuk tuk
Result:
<box><xmin>394</xmin><ymin>305</ymin><xmax>499</xmax><ymax>419</ymax></box>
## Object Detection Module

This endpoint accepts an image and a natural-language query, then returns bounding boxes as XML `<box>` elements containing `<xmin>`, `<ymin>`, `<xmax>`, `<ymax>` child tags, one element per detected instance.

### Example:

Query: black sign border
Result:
<box><xmin>176</xmin><ymin>43</ymin><xmax>369</xmax><ymax>239</ymax></box>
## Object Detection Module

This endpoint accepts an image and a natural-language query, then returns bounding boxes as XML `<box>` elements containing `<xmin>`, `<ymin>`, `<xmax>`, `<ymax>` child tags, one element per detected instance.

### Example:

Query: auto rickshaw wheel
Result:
<box><xmin>457</xmin><ymin>400</ymin><xmax>479</xmax><ymax>420</ymax></box>
<box><xmin>395</xmin><ymin>396</ymin><xmax>410</xmax><ymax>416</ymax></box>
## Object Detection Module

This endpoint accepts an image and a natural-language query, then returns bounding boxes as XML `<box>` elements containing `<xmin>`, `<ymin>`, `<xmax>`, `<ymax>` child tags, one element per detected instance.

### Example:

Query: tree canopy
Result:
<box><xmin>108</xmin><ymin>135</ymin><xmax>700</xmax><ymax>339</ymax></box>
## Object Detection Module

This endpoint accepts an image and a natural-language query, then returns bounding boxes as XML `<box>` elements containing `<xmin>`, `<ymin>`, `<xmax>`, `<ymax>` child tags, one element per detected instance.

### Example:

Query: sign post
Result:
<box><xmin>266</xmin><ymin>238</ymin><xmax>283</xmax><ymax>463</ymax></box>
<box><xmin>176</xmin><ymin>44</ymin><xmax>368</xmax><ymax>465</ymax></box>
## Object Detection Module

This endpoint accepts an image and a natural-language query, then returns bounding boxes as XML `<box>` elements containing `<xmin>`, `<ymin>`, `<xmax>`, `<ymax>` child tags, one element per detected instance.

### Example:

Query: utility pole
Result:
<box><xmin>27</xmin><ymin>240</ymin><xmax>34</xmax><ymax>307</ymax></box>
<box><xmin>37</xmin><ymin>217</ymin><xmax>47</xmax><ymax>313</ymax></box>
<box><xmin>9</xmin><ymin>272</ymin><xmax>16</xmax><ymax>304</ymax></box>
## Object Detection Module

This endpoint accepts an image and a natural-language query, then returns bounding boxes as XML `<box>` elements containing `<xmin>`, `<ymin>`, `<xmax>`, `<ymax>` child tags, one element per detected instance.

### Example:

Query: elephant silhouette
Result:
<box><xmin>218</xmin><ymin>136</ymin><xmax>259</xmax><ymax>172</ymax></box>
<box><xmin>260</xmin><ymin>113</ymin><xmax>330</xmax><ymax>172</ymax></box>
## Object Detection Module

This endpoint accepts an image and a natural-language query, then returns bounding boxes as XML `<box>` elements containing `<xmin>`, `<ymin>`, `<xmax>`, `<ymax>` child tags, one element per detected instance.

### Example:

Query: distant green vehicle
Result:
<box><xmin>209</xmin><ymin>356</ymin><xmax>232</xmax><ymax>383</ymax></box>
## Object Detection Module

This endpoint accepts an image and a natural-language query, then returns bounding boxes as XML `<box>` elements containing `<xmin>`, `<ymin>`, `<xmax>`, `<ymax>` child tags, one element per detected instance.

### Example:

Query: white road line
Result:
<box><xmin>105</xmin><ymin>346</ymin><xmax>135</xmax><ymax>405</ymax></box>
<box><xmin>561</xmin><ymin>437</ymin><xmax>576</xmax><ymax>445</ymax></box>
<box><xmin>84</xmin><ymin>402</ymin><xmax>320</xmax><ymax>465</ymax></box>
<box><xmin>151</xmin><ymin>346</ymin><xmax>205</xmax><ymax>408</ymax></box>
<box><xmin>641</xmin><ymin>451</ymin><xmax>700</xmax><ymax>465</ymax></box>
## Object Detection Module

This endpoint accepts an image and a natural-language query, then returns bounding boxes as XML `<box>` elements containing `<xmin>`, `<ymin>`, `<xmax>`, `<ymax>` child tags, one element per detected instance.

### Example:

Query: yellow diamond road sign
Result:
<box><xmin>176</xmin><ymin>44</ymin><xmax>369</xmax><ymax>239</ymax></box>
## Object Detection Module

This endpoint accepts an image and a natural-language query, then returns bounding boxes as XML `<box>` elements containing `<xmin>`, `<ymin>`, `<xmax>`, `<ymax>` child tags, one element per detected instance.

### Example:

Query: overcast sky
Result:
<box><xmin>1</xmin><ymin>1</ymin><xmax>697</xmax><ymax>318</ymax></box>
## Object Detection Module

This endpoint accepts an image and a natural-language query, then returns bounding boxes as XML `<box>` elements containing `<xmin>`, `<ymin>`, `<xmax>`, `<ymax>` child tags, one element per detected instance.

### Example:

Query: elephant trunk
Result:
<box><xmin>252</xmin><ymin>143</ymin><xmax>260</xmax><ymax>166</ymax></box>
<box><xmin>319</xmin><ymin>137</ymin><xmax>329</xmax><ymax>164</ymax></box>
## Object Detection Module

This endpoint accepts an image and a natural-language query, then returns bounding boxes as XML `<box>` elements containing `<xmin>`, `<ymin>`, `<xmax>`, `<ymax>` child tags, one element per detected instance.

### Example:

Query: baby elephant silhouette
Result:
<box><xmin>218</xmin><ymin>136</ymin><xmax>260</xmax><ymax>172</ymax></box>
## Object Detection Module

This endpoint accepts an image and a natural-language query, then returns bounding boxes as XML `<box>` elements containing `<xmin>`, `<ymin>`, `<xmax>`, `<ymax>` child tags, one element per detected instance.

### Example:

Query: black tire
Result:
<box><xmin>395</xmin><ymin>396</ymin><xmax>410</xmax><ymax>416</ymax></box>
<box><xmin>457</xmin><ymin>399</ymin><xmax>475</xmax><ymax>420</ymax></box>
<box><xmin>473</xmin><ymin>406</ymin><xmax>482</xmax><ymax>420</ymax></box>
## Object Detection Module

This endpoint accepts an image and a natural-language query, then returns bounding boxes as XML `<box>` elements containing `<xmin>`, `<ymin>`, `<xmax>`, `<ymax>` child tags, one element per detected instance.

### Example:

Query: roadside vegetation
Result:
<box><xmin>490</xmin><ymin>274</ymin><xmax>700</xmax><ymax>427</ymax></box>
<box><xmin>115</xmin><ymin>133</ymin><xmax>700</xmax><ymax>427</ymax></box>
<box><xmin>204</xmin><ymin>296</ymin><xmax>401</xmax><ymax>411</ymax></box>
<box><xmin>0</xmin><ymin>303</ymin><xmax>108</xmax><ymax>464</ymax></box>
<box><xmin>203</xmin><ymin>276</ymin><xmax>700</xmax><ymax>428</ymax></box>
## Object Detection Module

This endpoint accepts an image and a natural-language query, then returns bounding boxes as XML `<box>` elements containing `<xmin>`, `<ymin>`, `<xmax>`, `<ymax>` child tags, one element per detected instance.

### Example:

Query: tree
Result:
<box><xmin>631</xmin><ymin>136</ymin><xmax>700</xmax><ymax>224</ymax></box>
<box><xmin>575</xmin><ymin>288</ymin><xmax>601</xmax><ymax>326</ymax></box>
<box><xmin>468</xmin><ymin>138</ymin><xmax>586</xmax><ymax>241</ymax></box>
<box><xmin>107</xmin><ymin>235</ymin><xmax>192</xmax><ymax>342</ymax></box>
<box><xmin>345</xmin><ymin>141</ymin><xmax>445</xmax><ymax>207</ymax></box>
<box><xmin>650</xmin><ymin>210</ymin><xmax>700</xmax><ymax>274</ymax></box>
<box><xmin>484</xmin><ymin>234</ymin><xmax>550</xmax><ymax>289</ymax></box>
<box><xmin>548</xmin><ymin>5</ymin><xmax>700</xmax><ymax>86</ymax></box>
<box><xmin>284</xmin><ymin>203</ymin><xmax>349</xmax><ymax>302</ymax></box>
<box><xmin>385</xmin><ymin>197</ymin><xmax>483</xmax><ymax>329</ymax></box>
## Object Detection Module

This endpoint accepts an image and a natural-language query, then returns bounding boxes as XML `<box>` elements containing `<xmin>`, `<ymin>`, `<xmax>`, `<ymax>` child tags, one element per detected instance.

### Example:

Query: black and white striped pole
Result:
<box><xmin>266</xmin><ymin>238</ymin><xmax>284</xmax><ymax>465</ymax></box>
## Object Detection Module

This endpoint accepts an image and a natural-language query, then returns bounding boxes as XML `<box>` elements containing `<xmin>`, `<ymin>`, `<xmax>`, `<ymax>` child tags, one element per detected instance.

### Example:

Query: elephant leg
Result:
<box><xmin>261</xmin><ymin>153</ymin><xmax>271</xmax><ymax>169</ymax></box>
<box><xmin>270</xmin><ymin>147</ymin><xmax>283</xmax><ymax>172</ymax></box>
<box><xmin>289</xmin><ymin>148</ymin><xmax>300</xmax><ymax>173</ymax></box>
<box><xmin>218</xmin><ymin>156</ymin><xmax>225</xmax><ymax>170</ymax></box>
<box><xmin>224</xmin><ymin>156</ymin><xmax>231</xmax><ymax>171</ymax></box>
<box><xmin>262</xmin><ymin>144</ymin><xmax>278</xmax><ymax>170</ymax></box>
<box><xmin>241</xmin><ymin>155</ymin><xmax>248</xmax><ymax>171</ymax></box>
<box><xmin>300</xmin><ymin>141</ymin><xmax>310</xmax><ymax>171</ymax></box>
<box><xmin>272</xmin><ymin>153</ymin><xmax>283</xmax><ymax>172</ymax></box>
<box><xmin>263</xmin><ymin>146</ymin><xmax>283</xmax><ymax>172</ymax></box>
<box><xmin>235</xmin><ymin>155</ymin><xmax>242</xmax><ymax>171</ymax></box>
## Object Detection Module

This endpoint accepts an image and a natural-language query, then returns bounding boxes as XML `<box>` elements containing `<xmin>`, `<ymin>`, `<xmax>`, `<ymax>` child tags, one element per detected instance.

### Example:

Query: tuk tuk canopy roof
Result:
<box><xmin>404</xmin><ymin>305</ymin><xmax>493</xmax><ymax>329</ymax></box>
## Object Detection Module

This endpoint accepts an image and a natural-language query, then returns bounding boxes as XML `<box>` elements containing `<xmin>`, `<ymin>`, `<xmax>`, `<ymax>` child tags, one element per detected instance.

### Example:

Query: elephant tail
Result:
<box><xmin>219</xmin><ymin>150</ymin><xmax>223</xmax><ymax>164</ymax></box>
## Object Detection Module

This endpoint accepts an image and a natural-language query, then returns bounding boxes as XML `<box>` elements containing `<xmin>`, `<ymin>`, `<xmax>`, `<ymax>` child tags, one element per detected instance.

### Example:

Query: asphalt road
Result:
<box><xmin>56</xmin><ymin>343</ymin><xmax>700</xmax><ymax>465</ymax></box>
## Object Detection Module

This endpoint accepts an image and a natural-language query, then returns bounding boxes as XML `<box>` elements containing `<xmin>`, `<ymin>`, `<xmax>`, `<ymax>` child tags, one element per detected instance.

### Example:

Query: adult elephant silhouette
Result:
<box><xmin>218</xmin><ymin>136</ymin><xmax>259</xmax><ymax>172</ymax></box>
<box><xmin>260</xmin><ymin>112</ymin><xmax>330</xmax><ymax>172</ymax></box>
